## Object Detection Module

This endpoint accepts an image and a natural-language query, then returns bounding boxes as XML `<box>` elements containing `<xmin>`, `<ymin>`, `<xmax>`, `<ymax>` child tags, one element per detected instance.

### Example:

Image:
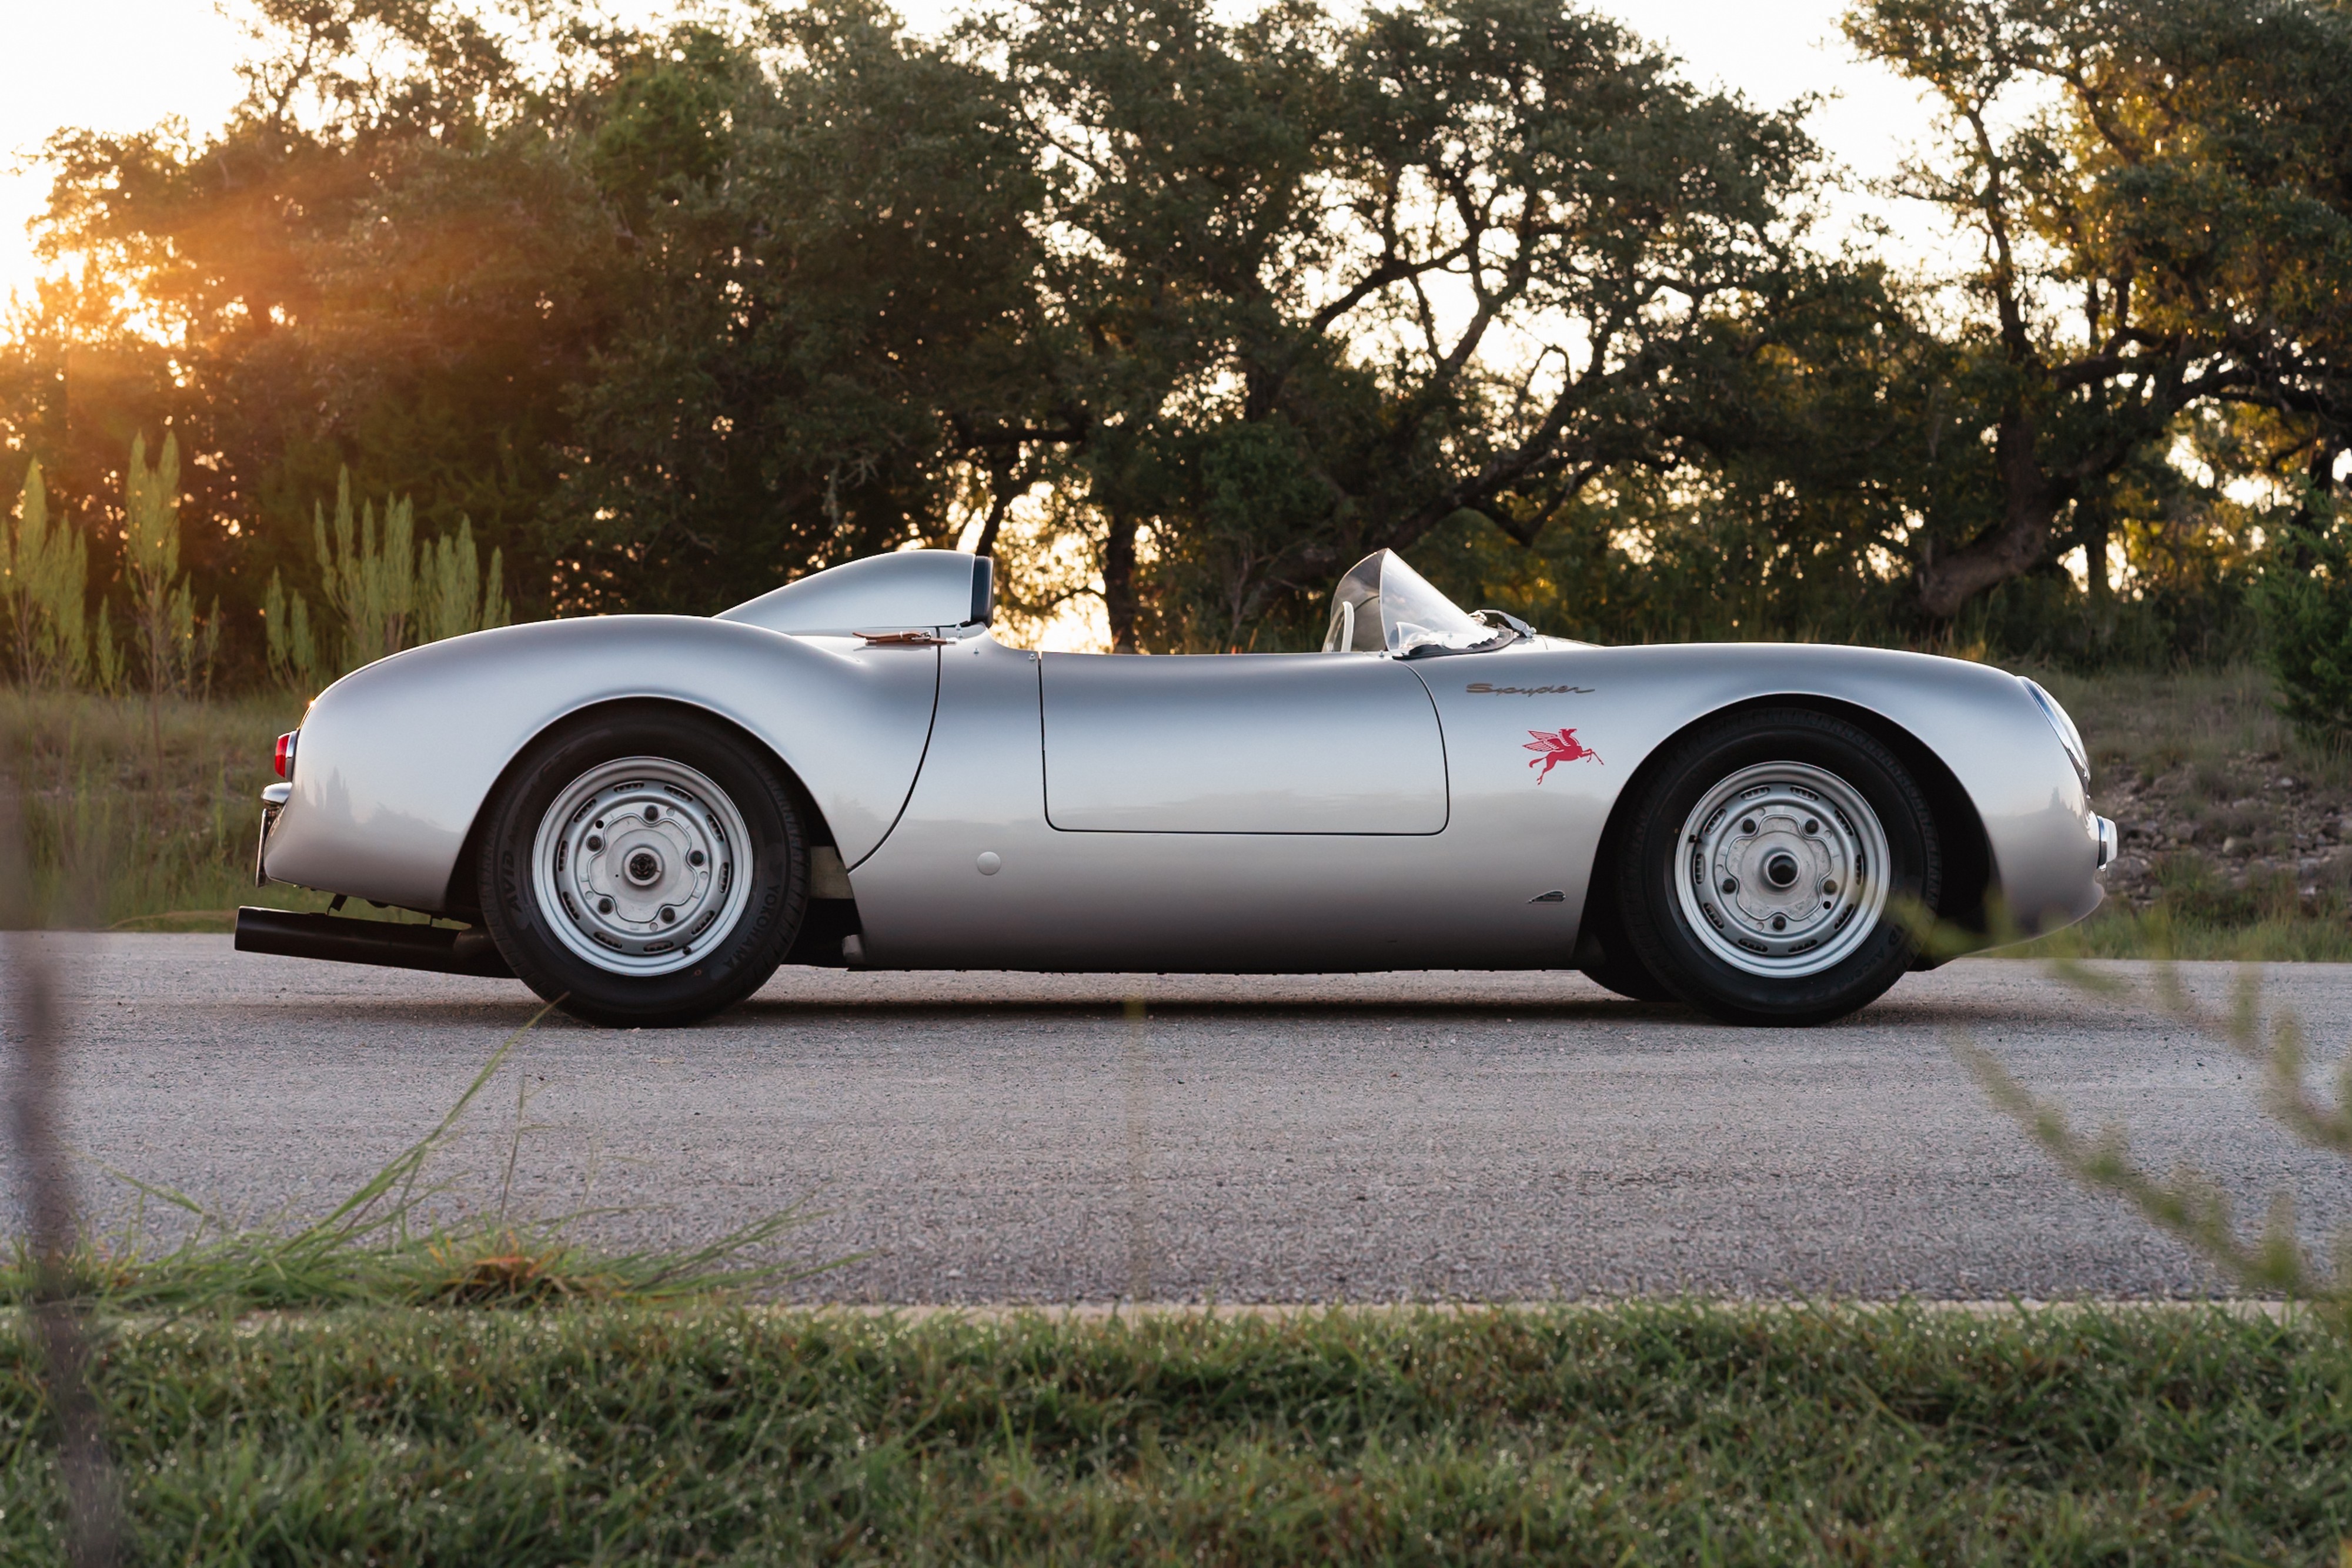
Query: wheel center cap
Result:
<box><xmin>1763</xmin><ymin>851</ymin><xmax>1800</xmax><ymax>889</ymax></box>
<box><xmin>624</xmin><ymin>848</ymin><xmax>663</xmax><ymax>886</ymax></box>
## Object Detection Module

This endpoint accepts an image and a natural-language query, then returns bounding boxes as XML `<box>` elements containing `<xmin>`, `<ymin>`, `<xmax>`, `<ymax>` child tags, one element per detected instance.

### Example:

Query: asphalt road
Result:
<box><xmin>14</xmin><ymin>934</ymin><xmax>2352</xmax><ymax>1303</ymax></box>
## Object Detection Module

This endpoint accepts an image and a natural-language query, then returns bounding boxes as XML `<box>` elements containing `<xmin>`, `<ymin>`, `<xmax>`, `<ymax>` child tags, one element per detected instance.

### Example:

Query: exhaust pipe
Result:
<box><xmin>235</xmin><ymin>907</ymin><xmax>514</xmax><ymax>978</ymax></box>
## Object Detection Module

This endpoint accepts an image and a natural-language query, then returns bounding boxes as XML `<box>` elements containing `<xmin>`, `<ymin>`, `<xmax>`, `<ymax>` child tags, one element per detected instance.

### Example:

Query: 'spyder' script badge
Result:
<box><xmin>1524</xmin><ymin>728</ymin><xmax>1602</xmax><ymax>781</ymax></box>
<box><xmin>1466</xmin><ymin>682</ymin><xmax>1593</xmax><ymax>696</ymax></box>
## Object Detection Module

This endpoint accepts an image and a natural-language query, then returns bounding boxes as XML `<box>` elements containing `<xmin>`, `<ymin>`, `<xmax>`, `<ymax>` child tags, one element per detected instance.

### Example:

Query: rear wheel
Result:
<box><xmin>1614</xmin><ymin>708</ymin><xmax>1939</xmax><ymax>1025</ymax></box>
<box><xmin>479</xmin><ymin>707</ymin><xmax>807</xmax><ymax>1026</ymax></box>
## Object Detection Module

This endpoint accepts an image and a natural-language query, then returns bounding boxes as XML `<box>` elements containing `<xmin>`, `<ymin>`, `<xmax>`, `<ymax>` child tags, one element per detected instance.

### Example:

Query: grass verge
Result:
<box><xmin>1</xmin><ymin>1302</ymin><xmax>2346</xmax><ymax>1563</ymax></box>
<box><xmin>4</xmin><ymin>689</ymin><xmax>337</xmax><ymax>928</ymax></box>
<box><xmin>2006</xmin><ymin>905</ymin><xmax>2352</xmax><ymax>961</ymax></box>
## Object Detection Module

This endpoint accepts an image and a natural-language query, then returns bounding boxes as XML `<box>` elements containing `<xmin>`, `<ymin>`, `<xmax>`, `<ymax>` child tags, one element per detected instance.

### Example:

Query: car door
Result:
<box><xmin>1039</xmin><ymin>653</ymin><xmax>1449</xmax><ymax>834</ymax></box>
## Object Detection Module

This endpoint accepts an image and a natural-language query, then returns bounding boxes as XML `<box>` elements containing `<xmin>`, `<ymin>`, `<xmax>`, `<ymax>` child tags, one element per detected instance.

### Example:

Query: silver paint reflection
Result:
<box><xmin>263</xmin><ymin>616</ymin><xmax>940</xmax><ymax>911</ymax></box>
<box><xmin>1041</xmin><ymin>653</ymin><xmax>1447</xmax><ymax>834</ymax></box>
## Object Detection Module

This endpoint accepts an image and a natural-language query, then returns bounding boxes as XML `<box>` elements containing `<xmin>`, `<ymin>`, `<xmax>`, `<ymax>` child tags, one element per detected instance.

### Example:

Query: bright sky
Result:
<box><xmin>0</xmin><ymin>0</ymin><xmax>1957</xmax><ymax>306</ymax></box>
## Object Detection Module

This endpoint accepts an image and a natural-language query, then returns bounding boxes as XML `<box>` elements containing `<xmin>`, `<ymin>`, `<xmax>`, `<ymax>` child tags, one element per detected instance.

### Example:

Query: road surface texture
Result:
<box><xmin>15</xmin><ymin>934</ymin><xmax>2352</xmax><ymax>1303</ymax></box>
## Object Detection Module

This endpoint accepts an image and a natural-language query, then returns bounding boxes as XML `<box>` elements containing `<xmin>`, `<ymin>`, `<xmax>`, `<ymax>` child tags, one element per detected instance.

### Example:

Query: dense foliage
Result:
<box><xmin>2</xmin><ymin>0</ymin><xmax>2350</xmax><ymax>677</ymax></box>
<box><xmin>2259</xmin><ymin>497</ymin><xmax>2352</xmax><ymax>743</ymax></box>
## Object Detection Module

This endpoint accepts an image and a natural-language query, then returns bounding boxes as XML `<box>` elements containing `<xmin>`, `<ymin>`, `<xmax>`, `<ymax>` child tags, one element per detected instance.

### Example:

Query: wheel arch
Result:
<box><xmin>1576</xmin><ymin>693</ymin><xmax>1994</xmax><ymax>971</ymax></box>
<box><xmin>439</xmin><ymin>695</ymin><xmax>848</xmax><ymax>923</ymax></box>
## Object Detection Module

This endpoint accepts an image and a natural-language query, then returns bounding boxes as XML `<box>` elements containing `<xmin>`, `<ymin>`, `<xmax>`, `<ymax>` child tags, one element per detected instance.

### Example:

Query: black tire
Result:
<box><xmin>478</xmin><ymin>705</ymin><xmax>807</xmax><ymax>1027</ymax></box>
<box><xmin>1579</xmin><ymin>947</ymin><xmax>1677</xmax><ymax>1003</ymax></box>
<box><xmin>1576</xmin><ymin>880</ymin><xmax>1676</xmax><ymax>1001</ymax></box>
<box><xmin>1614</xmin><ymin>708</ymin><xmax>1939</xmax><ymax>1026</ymax></box>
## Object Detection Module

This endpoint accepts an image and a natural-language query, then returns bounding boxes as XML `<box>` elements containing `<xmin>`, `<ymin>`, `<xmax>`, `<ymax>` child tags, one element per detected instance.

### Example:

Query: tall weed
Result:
<box><xmin>0</xmin><ymin>460</ymin><xmax>89</xmax><ymax>690</ymax></box>
<box><xmin>269</xmin><ymin>467</ymin><xmax>510</xmax><ymax>691</ymax></box>
<box><xmin>1958</xmin><ymin>954</ymin><xmax>2352</xmax><ymax>1332</ymax></box>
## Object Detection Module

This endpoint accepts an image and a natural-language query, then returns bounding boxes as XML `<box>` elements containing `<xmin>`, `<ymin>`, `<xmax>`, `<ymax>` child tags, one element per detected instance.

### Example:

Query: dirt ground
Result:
<box><xmin>2043</xmin><ymin>665</ymin><xmax>2352</xmax><ymax>928</ymax></box>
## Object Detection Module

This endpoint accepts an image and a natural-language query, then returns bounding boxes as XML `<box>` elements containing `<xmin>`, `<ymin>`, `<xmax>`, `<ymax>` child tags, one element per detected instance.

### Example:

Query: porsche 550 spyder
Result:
<box><xmin>239</xmin><ymin>547</ymin><xmax>2114</xmax><ymax>1027</ymax></box>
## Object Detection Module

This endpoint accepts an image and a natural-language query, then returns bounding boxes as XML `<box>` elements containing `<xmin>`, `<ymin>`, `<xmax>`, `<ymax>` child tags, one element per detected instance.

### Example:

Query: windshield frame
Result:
<box><xmin>1321</xmin><ymin>550</ymin><xmax>1519</xmax><ymax>657</ymax></box>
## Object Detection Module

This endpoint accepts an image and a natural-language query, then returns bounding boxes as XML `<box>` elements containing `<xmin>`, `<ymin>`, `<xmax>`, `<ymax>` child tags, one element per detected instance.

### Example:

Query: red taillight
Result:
<box><xmin>275</xmin><ymin>731</ymin><xmax>298</xmax><ymax>780</ymax></box>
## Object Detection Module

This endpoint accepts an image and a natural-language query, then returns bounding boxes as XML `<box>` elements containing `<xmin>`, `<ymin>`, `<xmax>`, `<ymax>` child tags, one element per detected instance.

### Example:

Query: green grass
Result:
<box><xmin>2031</xmin><ymin>664</ymin><xmax>2318</xmax><ymax>786</ymax></box>
<box><xmin>1946</xmin><ymin>663</ymin><xmax>2352</xmax><ymax>961</ymax></box>
<box><xmin>4</xmin><ymin>689</ymin><xmax>339</xmax><ymax>928</ymax></box>
<box><xmin>3</xmin><ymin>1303</ymin><xmax>2347</xmax><ymax>1563</ymax></box>
<box><xmin>2009</xmin><ymin>905</ymin><xmax>2352</xmax><ymax>961</ymax></box>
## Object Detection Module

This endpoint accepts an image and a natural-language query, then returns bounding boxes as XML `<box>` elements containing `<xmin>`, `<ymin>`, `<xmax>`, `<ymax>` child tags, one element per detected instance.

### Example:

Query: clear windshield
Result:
<box><xmin>1321</xmin><ymin>550</ymin><xmax>1495</xmax><ymax>655</ymax></box>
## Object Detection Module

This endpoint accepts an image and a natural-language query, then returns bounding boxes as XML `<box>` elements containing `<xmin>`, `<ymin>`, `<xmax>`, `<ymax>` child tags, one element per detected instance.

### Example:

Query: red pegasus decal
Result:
<box><xmin>1524</xmin><ymin>727</ymin><xmax>1602</xmax><ymax>781</ymax></box>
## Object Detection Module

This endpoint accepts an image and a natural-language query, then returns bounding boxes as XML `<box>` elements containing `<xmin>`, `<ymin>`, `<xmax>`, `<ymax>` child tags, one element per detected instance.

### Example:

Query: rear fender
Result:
<box><xmin>262</xmin><ymin>617</ymin><xmax>940</xmax><ymax>912</ymax></box>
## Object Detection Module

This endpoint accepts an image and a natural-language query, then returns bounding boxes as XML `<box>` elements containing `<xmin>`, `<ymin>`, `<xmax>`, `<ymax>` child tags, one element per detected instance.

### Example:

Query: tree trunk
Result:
<box><xmin>2083</xmin><ymin>492</ymin><xmax>2110</xmax><ymax>608</ymax></box>
<box><xmin>974</xmin><ymin>489</ymin><xmax>1011</xmax><ymax>560</ymax></box>
<box><xmin>1913</xmin><ymin>411</ymin><xmax>2066</xmax><ymax>620</ymax></box>
<box><xmin>1104</xmin><ymin>514</ymin><xmax>1140</xmax><ymax>653</ymax></box>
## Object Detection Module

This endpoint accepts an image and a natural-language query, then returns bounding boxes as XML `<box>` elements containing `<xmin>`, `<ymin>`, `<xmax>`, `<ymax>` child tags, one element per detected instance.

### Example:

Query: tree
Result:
<box><xmin>988</xmin><ymin>0</ymin><xmax>1819</xmax><ymax>650</ymax></box>
<box><xmin>15</xmin><ymin>0</ymin><xmax>2340</xmax><ymax>664</ymax></box>
<box><xmin>548</xmin><ymin>8</ymin><xmax>1060</xmax><ymax>612</ymax></box>
<box><xmin>1846</xmin><ymin>0</ymin><xmax>2352</xmax><ymax>620</ymax></box>
<box><xmin>14</xmin><ymin>0</ymin><xmax>595</xmax><ymax>641</ymax></box>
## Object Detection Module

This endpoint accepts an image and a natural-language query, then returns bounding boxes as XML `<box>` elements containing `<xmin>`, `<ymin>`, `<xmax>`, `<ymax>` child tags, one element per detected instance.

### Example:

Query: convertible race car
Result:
<box><xmin>240</xmin><ymin>547</ymin><xmax>2114</xmax><ymax>1027</ymax></box>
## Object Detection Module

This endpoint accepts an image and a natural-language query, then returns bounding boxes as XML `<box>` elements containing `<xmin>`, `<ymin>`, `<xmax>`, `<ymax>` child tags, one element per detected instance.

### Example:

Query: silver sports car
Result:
<box><xmin>241</xmin><ymin>547</ymin><xmax>2114</xmax><ymax>1027</ymax></box>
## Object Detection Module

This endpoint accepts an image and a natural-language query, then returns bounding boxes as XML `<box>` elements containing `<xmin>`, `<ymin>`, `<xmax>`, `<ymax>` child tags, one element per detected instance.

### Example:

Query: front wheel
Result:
<box><xmin>1613</xmin><ymin>708</ymin><xmax>1940</xmax><ymax>1026</ymax></box>
<box><xmin>479</xmin><ymin>706</ymin><xmax>807</xmax><ymax>1027</ymax></box>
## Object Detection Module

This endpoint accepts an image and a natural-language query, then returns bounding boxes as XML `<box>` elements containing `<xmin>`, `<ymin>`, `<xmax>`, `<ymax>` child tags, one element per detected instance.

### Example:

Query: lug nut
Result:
<box><xmin>643</xmin><ymin>805</ymin><xmax>660</xmax><ymax>821</ymax></box>
<box><xmin>1804</xmin><ymin>818</ymin><xmax>1819</xmax><ymax>834</ymax></box>
<box><xmin>1740</xmin><ymin>818</ymin><xmax>1756</xmax><ymax>835</ymax></box>
<box><xmin>689</xmin><ymin>850</ymin><xmax>706</xmax><ymax>867</ymax></box>
<box><xmin>598</xmin><ymin>897</ymin><xmax>614</xmax><ymax>914</ymax></box>
<box><xmin>1771</xmin><ymin>914</ymin><xmax>1787</xmax><ymax>931</ymax></box>
<box><xmin>659</xmin><ymin>906</ymin><xmax>676</xmax><ymax>924</ymax></box>
<box><xmin>1720</xmin><ymin>877</ymin><xmax>1737</xmax><ymax>894</ymax></box>
<box><xmin>586</xmin><ymin>834</ymin><xmax>603</xmax><ymax>851</ymax></box>
<box><xmin>1823</xmin><ymin>879</ymin><xmax>1837</xmax><ymax>895</ymax></box>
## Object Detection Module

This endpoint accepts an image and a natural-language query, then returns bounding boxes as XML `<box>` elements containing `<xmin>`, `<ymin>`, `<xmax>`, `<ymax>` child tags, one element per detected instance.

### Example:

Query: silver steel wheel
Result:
<box><xmin>1673</xmin><ymin>761</ymin><xmax>1890</xmax><ymax>979</ymax></box>
<box><xmin>530</xmin><ymin>756</ymin><xmax>753</xmax><ymax>978</ymax></box>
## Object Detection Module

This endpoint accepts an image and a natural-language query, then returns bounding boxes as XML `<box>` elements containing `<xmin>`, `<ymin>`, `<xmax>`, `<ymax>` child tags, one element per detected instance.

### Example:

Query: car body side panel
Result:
<box><xmin>852</xmin><ymin>637</ymin><xmax>2096</xmax><ymax>971</ymax></box>
<box><xmin>851</xmin><ymin>638</ymin><xmax>1555</xmax><ymax>968</ymax></box>
<box><xmin>1040</xmin><ymin>652</ymin><xmax>1448</xmax><ymax>833</ymax></box>
<box><xmin>262</xmin><ymin>617</ymin><xmax>940</xmax><ymax>911</ymax></box>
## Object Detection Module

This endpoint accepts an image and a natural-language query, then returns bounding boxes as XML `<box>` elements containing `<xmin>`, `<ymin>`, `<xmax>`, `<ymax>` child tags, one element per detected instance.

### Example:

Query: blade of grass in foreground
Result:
<box><xmin>5</xmin><ymin>1001</ymin><xmax>843</xmax><ymax>1311</ymax></box>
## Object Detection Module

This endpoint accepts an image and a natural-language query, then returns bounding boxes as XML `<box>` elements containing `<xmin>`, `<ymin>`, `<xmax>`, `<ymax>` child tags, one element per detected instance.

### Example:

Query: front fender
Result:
<box><xmin>1421</xmin><ymin>641</ymin><xmax>2099</xmax><ymax>938</ymax></box>
<box><xmin>262</xmin><ymin>617</ymin><xmax>941</xmax><ymax>911</ymax></box>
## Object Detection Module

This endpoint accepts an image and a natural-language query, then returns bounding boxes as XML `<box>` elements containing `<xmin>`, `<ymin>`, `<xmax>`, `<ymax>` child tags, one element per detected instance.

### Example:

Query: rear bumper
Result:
<box><xmin>254</xmin><ymin>783</ymin><xmax>291</xmax><ymax>887</ymax></box>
